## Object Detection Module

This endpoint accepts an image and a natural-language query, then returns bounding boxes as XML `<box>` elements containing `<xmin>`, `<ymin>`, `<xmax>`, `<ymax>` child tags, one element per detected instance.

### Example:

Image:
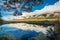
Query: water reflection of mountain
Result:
<box><xmin>0</xmin><ymin>23</ymin><xmax>54</xmax><ymax>40</ymax></box>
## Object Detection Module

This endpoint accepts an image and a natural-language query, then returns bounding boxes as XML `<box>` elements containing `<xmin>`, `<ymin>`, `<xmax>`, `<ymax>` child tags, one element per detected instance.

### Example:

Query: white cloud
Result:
<box><xmin>33</xmin><ymin>0</ymin><xmax>60</xmax><ymax>14</ymax></box>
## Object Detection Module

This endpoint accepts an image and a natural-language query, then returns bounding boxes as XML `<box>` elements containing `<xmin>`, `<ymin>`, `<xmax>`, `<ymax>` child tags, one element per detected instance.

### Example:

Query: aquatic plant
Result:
<box><xmin>0</xmin><ymin>33</ymin><xmax>14</xmax><ymax>40</ymax></box>
<box><xmin>0</xmin><ymin>27</ymin><xmax>14</xmax><ymax>40</ymax></box>
<box><xmin>28</xmin><ymin>33</ymin><xmax>45</xmax><ymax>40</ymax></box>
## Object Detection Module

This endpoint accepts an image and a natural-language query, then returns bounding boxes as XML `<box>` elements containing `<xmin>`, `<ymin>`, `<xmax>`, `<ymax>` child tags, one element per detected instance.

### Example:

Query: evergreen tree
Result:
<box><xmin>0</xmin><ymin>12</ymin><xmax>3</xmax><ymax>25</ymax></box>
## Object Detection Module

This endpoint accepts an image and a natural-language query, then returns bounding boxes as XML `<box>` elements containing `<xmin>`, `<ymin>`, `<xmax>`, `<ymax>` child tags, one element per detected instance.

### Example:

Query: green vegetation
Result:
<box><xmin>0</xmin><ymin>13</ymin><xmax>3</xmax><ymax>25</ymax></box>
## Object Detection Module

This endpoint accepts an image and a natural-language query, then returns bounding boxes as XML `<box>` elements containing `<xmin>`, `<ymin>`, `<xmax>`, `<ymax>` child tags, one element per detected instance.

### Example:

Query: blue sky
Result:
<box><xmin>32</xmin><ymin>0</ymin><xmax>59</xmax><ymax>11</ymax></box>
<box><xmin>0</xmin><ymin>0</ymin><xmax>59</xmax><ymax>17</ymax></box>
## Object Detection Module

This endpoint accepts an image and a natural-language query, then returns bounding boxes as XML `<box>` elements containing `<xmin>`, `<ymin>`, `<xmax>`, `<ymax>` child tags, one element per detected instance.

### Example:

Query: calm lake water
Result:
<box><xmin>0</xmin><ymin>23</ymin><xmax>52</xmax><ymax>40</ymax></box>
